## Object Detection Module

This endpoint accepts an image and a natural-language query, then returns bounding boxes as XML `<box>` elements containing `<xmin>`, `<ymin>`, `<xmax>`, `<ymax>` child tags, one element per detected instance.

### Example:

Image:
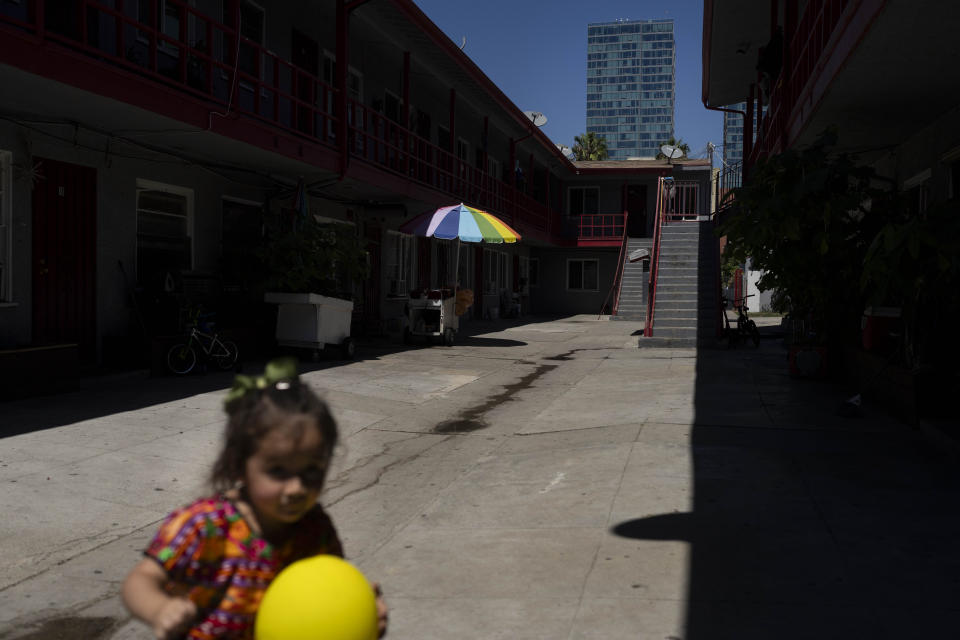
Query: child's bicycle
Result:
<box><xmin>721</xmin><ymin>294</ymin><xmax>761</xmax><ymax>348</ymax></box>
<box><xmin>167</xmin><ymin>310</ymin><xmax>239</xmax><ymax>375</ymax></box>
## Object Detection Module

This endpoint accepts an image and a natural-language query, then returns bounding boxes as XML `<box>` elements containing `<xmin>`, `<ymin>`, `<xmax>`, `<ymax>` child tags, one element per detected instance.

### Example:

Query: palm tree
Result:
<box><xmin>572</xmin><ymin>132</ymin><xmax>609</xmax><ymax>161</ymax></box>
<box><xmin>655</xmin><ymin>136</ymin><xmax>691</xmax><ymax>159</ymax></box>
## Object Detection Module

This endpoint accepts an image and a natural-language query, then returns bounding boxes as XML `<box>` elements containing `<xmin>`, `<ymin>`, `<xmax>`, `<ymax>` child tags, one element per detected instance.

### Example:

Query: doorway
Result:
<box><xmin>32</xmin><ymin>157</ymin><xmax>97</xmax><ymax>361</ymax></box>
<box><xmin>361</xmin><ymin>224</ymin><xmax>381</xmax><ymax>334</ymax></box>
<box><xmin>626</xmin><ymin>184</ymin><xmax>647</xmax><ymax>237</ymax></box>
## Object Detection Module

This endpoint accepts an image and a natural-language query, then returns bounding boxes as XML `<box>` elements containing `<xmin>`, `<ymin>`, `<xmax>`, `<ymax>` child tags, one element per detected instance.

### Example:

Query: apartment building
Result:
<box><xmin>0</xmin><ymin>0</ymin><xmax>710</xmax><ymax>374</ymax></box>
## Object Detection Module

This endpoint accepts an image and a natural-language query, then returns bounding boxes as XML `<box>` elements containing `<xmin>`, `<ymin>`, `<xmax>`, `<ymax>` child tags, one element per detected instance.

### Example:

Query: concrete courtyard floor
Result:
<box><xmin>1</xmin><ymin>315</ymin><xmax>959</xmax><ymax>639</ymax></box>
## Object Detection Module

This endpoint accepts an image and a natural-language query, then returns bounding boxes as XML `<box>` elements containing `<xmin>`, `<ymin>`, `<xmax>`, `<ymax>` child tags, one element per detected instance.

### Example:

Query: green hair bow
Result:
<box><xmin>224</xmin><ymin>357</ymin><xmax>299</xmax><ymax>406</ymax></box>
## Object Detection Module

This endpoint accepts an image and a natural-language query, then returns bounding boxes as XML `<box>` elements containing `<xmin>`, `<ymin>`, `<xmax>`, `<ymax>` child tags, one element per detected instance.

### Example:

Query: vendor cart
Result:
<box><xmin>398</xmin><ymin>203</ymin><xmax>521</xmax><ymax>348</ymax></box>
<box><xmin>405</xmin><ymin>289</ymin><xmax>458</xmax><ymax>346</ymax></box>
<box><xmin>264</xmin><ymin>292</ymin><xmax>355</xmax><ymax>359</ymax></box>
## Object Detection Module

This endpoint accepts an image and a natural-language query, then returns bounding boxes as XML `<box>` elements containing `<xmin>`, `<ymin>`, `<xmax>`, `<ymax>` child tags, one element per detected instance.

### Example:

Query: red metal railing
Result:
<box><xmin>578</xmin><ymin>213</ymin><xmax>625</xmax><ymax>240</ymax></box>
<box><xmin>644</xmin><ymin>177</ymin><xmax>666</xmax><ymax>337</ymax></box>
<box><xmin>346</xmin><ymin>99</ymin><xmax>552</xmax><ymax>233</ymax></box>
<box><xmin>598</xmin><ymin>210</ymin><xmax>629</xmax><ymax>318</ymax></box>
<box><xmin>747</xmin><ymin>0</ymin><xmax>861</xmax><ymax>167</ymax></box>
<box><xmin>662</xmin><ymin>181</ymin><xmax>701</xmax><ymax>222</ymax></box>
<box><xmin>1</xmin><ymin>0</ymin><xmax>339</xmax><ymax>146</ymax></box>
<box><xmin>0</xmin><ymin>0</ymin><xmax>564</xmax><ymax>238</ymax></box>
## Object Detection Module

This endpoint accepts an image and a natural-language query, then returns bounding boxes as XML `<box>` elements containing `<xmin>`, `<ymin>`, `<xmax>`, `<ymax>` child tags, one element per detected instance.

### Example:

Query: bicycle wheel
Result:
<box><xmin>167</xmin><ymin>343</ymin><xmax>198</xmax><ymax>375</ymax></box>
<box><xmin>213</xmin><ymin>340</ymin><xmax>239</xmax><ymax>371</ymax></box>
<box><xmin>747</xmin><ymin>320</ymin><xmax>761</xmax><ymax>347</ymax></box>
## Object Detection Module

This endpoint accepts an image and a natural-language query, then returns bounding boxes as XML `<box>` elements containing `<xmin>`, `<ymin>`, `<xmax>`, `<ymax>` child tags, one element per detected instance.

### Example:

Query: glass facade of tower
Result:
<box><xmin>586</xmin><ymin>19</ymin><xmax>675</xmax><ymax>160</ymax></box>
<box><xmin>722</xmin><ymin>102</ymin><xmax>745</xmax><ymax>165</ymax></box>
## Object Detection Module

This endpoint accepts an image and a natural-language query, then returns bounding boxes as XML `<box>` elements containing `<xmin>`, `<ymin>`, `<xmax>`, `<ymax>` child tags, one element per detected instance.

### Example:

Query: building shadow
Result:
<box><xmin>611</xmin><ymin>339</ymin><xmax>960</xmax><ymax>638</ymax></box>
<box><xmin>0</xmin><ymin>315</ymin><xmax>538</xmax><ymax>439</ymax></box>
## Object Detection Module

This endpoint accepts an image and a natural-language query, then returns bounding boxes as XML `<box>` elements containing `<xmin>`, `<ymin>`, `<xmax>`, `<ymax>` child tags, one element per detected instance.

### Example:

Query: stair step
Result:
<box><xmin>637</xmin><ymin>336</ymin><xmax>697</xmax><ymax>349</ymax></box>
<box><xmin>655</xmin><ymin>318</ymin><xmax>697</xmax><ymax>328</ymax></box>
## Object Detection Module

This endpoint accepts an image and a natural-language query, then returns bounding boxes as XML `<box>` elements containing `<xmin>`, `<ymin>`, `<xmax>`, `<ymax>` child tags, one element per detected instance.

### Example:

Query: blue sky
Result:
<box><xmin>411</xmin><ymin>0</ymin><xmax>723</xmax><ymax>160</ymax></box>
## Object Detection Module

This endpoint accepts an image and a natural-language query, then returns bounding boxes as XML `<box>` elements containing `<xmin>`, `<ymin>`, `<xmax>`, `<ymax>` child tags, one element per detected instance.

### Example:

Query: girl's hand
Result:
<box><xmin>152</xmin><ymin>597</ymin><xmax>197</xmax><ymax>640</ymax></box>
<box><xmin>373</xmin><ymin>582</ymin><xmax>388</xmax><ymax>638</ymax></box>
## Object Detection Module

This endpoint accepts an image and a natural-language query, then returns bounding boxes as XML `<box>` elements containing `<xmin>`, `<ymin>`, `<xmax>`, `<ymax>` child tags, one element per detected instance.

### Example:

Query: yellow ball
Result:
<box><xmin>255</xmin><ymin>555</ymin><xmax>378</xmax><ymax>640</ymax></box>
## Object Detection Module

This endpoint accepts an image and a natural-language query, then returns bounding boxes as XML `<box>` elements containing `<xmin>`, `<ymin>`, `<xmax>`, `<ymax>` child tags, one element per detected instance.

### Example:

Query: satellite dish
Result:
<box><xmin>660</xmin><ymin>144</ymin><xmax>684</xmax><ymax>159</ymax></box>
<box><xmin>523</xmin><ymin>111</ymin><xmax>548</xmax><ymax>127</ymax></box>
<box><xmin>556</xmin><ymin>144</ymin><xmax>575</xmax><ymax>160</ymax></box>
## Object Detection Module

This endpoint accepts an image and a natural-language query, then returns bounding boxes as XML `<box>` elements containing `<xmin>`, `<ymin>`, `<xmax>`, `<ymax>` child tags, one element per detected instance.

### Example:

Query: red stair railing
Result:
<box><xmin>644</xmin><ymin>177</ymin><xmax>667</xmax><ymax>337</ymax></box>
<box><xmin>598</xmin><ymin>209</ymin><xmax>629</xmax><ymax>319</ymax></box>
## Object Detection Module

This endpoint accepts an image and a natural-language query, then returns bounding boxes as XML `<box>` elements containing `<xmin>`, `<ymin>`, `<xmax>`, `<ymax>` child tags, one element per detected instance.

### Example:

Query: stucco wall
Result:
<box><xmin>893</xmin><ymin>103</ymin><xmax>960</xmax><ymax>201</ymax></box>
<box><xmin>528</xmin><ymin>247</ymin><xmax>620</xmax><ymax>315</ymax></box>
<box><xmin>0</xmin><ymin>122</ymin><xmax>271</xmax><ymax>352</ymax></box>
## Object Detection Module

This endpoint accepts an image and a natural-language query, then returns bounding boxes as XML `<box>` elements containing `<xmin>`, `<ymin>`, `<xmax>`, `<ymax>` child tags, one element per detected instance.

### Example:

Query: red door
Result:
<box><xmin>32</xmin><ymin>157</ymin><xmax>97</xmax><ymax>361</ymax></box>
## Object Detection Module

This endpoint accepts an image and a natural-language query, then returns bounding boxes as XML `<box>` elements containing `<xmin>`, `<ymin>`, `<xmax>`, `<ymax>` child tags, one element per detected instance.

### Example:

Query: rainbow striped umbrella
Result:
<box><xmin>399</xmin><ymin>203</ymin><xmax>521</xmax><ymax>243</ymax></box>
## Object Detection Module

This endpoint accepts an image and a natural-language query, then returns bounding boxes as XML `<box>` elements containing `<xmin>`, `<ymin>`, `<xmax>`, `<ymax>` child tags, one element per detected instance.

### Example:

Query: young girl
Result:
<box><xmin>122</xmin><ymin>359</ymin><xmax>388</xmax><ymax>639</ymax></box>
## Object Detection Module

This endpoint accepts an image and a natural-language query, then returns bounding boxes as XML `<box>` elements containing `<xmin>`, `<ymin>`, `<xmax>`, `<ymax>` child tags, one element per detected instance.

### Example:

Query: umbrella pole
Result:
<box><xmin>454</xmin><ymin>237</ymin><xmax>461</xmax><ymax>297</ymax></box>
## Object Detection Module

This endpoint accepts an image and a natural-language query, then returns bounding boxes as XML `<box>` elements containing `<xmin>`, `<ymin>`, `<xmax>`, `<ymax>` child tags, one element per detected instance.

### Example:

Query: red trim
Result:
<box><xmin>573</xmin><ymin>166</ymin><xmax>684</xmax><ymax>175</ymax></box>
<box><xmin>0</xmin><ymin>27</ymin><xmax>340</xmax><ymax>173</ymax></box>
<box><xmin>576</xmin><ymin>239</ymin><xmax>622</xmax><ymax>248</ymax></box>
<box><xmin>389</xmin><ymin>0</ymin><xmax>572</xmax><ymax>168</ymax></box>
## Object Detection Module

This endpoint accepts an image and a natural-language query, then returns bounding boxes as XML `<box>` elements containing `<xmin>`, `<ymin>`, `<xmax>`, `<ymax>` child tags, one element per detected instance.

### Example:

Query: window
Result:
<box><xmin>386</xmin><ymin>231</ymin><xmax>414</xmax><ymax>296</ymax></box>
<box><xmin>220</xmin><ymin>197</ymin><xmax>262</xmax><ymax>291</ymax></box>
<box><xmin>902</xmin><ymin>169</ymin><xmax>931</xmax><ymax>216</ymax></box>
<box><xmin>569</xmin><ymin>187</ymin><xmax>599</xmax><ymax>216</ymax></box>
<box><xmin>944</xmin><ymin>147</ymin><xmax>960</xmax><ymax>200</ymax></box>
<box><xmin>483</xmin><ymin>248</ymin><xmax>500</xmax><ymax>294</ymax></box>
<box><xmin>0</xmin><ymin>150</ymin><xmax>11</xmax><ymax>302</ymax></box>
<box><xmin>567</xmin><ymin>259</ymin><xmax>599</xmax><ymax>292</ymax></box>
<box><xmin>384</xmin><ymin>90</ymin><xmax>401</xmax><ymax>124</ymax></box>
<box><xmin>518</xmin><ymin>256</ymin><xmax>530</xmax><ymax>295</ymax></box>
<box><xmin>950</xmin><ymin>160</ymin><xmax>960</xmax><ymax>200</ymax></box>
<box><xmin>137</xmin><ymin>180</ymin><xmax>193</xmax><ymax>290</ymax></box>
<box><xmin>237</xmin><ymin>0</ymin><xmax>265</xmax><ymax>79</ymax></box>
<box><xmin>487</xmin><ymin>156</ymin><xmax>502</xmax><ymax>180</ymax></box>
<box><xmin>437</xmin><ymin>126</ymin><xmax>451</xmax><ymax>152</ymax></box>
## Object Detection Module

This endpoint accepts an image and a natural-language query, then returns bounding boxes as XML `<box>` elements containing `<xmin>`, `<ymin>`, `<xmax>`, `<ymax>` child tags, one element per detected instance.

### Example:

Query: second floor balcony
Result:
<box><xmin>0</xmin><ymin>0</ymin><xmax>582</xmax><ymax>242</ymax></box>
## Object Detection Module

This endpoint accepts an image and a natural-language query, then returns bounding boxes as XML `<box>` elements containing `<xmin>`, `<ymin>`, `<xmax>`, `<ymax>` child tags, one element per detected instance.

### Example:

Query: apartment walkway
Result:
<box><xmin>1</xmin><ymin>316</ymin><xmax>957</xmax><ymax>639</ymax></box>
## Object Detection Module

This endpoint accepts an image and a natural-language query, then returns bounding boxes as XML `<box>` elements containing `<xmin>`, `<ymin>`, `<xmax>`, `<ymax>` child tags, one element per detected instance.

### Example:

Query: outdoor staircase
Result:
<box><xmin>638</xmin><ymin>219</ymin><xmax>720</xmax><ymax>348</ymax></box>
<box><xmin>611</xmin><ymin>237</ymin><xmax>652</xmax><ymax>322</ymax></box>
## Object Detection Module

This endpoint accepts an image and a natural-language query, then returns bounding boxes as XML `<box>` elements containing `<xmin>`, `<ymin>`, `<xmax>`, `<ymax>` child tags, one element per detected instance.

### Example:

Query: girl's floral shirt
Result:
<box><xmin>145</xmin><ymin>495</ymin><xmax>343</xmax><ymax>639</ymax></box>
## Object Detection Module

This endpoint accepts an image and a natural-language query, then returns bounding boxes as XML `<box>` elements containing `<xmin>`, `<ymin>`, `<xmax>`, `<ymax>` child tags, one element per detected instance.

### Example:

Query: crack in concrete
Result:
<box><xmin>324</xmin><ymin>433</ymin><xmax>454</xmax><ymax>508</ymax></box>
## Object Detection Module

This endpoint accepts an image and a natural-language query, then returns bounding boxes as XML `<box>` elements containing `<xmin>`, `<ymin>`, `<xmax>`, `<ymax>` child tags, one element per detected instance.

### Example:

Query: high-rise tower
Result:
<box><xmin>586</xmin><ymin>19</ymin><xmax>675</xmax><ymax>160</ymax></box>
<box><xmin>722</xmin><ymin>103</ymin><xmax>746</xmax><ymax>166</ymax></box>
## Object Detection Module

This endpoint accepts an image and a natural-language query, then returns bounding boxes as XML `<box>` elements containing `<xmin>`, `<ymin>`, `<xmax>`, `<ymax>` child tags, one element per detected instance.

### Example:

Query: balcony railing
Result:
<box><xmin>662</xmin><ymin>180</ymin><xmax>701</xmax><ymax>222</ymax></box>
<box><xmin>747</xmin><ymin>0</ymin><xmax>859</xmax><ymax>167</ymax></box>
<box><xmin>0</xmin><ymin>0</ymin><xmax>560</xmax><ymax>237</ymax></box>
<box><xmin>714</xmin><ymin>161</ymin><xmax>742</xmax><ymax>211</ymax></box>
<box><xmin>577</xmin><ymin>213</ymin><xmax>625</xmax><ymax>240</ymax></box>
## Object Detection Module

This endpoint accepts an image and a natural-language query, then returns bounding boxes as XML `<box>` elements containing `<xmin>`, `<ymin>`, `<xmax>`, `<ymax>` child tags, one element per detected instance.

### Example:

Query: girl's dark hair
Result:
<box><xmin>211</xmin><ymin>379</ymin><xmax>338</xmax><ymax>492</ymax></box>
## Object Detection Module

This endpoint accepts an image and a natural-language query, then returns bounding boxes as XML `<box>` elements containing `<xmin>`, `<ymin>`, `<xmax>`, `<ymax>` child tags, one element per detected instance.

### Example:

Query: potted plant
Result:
<box><xmin>860</xmin><ymin>198</ymin><xmax>960</xmax><ymax>418</ymax></box>
<box><xmin>261</xmin><ymin>206</ymin><xmax>369</xmax><ymax>359</ymax></box>
<box><xmin>719</xmin><ymin>129</ymin><xmax>887</xmax><ymax>376</ymax></box>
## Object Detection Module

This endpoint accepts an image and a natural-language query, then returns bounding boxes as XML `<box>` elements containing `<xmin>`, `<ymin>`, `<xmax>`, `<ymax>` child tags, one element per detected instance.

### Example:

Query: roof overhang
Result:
<box><xmin>702</xmin><ymin>0</ymin><xmax>771</xmax><ymax>107</ymax></box>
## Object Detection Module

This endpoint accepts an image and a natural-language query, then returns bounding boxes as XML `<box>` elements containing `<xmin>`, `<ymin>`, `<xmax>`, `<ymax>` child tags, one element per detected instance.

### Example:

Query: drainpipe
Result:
<box><xmin>402</xmin><ymin>51</ymin><xmax>410</xmax><ymax>176</ymax></box>
<box><xmin>702</xmin><ymin>103</ymin><xmax>749</xmax><ymax>180</ymax></box>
